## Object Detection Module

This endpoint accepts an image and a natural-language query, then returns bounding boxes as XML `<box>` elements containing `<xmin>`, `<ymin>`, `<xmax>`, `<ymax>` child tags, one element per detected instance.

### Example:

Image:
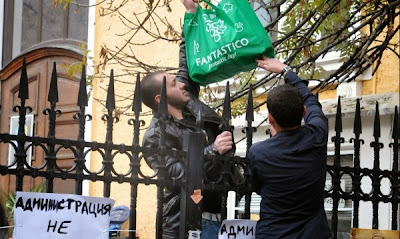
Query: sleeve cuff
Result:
<box><xmin>284</xmin><ymin>71</ymin><xmax>308</xmax><ymax>86</ymax></box>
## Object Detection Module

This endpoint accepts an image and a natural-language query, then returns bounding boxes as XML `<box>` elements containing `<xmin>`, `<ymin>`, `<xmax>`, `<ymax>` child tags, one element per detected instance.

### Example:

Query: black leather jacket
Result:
<box><xmin>142</xmin><ymin>34</ymin><xmax>225</xmax><ymax>238</ymax></box>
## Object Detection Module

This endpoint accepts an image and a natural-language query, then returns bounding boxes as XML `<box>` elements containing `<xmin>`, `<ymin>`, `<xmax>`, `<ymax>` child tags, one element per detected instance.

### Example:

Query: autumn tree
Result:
<box><xmin>62</xmin><ymin>0</ymin><xmax>399</xmax><ymax>116</ymax></box>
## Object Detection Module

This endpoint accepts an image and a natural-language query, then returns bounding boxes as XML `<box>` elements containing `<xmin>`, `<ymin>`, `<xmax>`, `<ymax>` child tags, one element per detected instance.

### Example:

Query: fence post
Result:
<box><xmin>15</xmin><ymin>58</ymin><xmax>31</xmax><ymax>191</ymax></box>
<box><xmin>180</xmin><ymin>112</ymin><xmax>205</xmax><ymax>239</ymax></box>
<box><xmin>75</xmin><ymin>66</ymin><xmax>89</xmax><ymax>195</ymax></box>
<box><xmin>156</xmin><ymin>77</ymin><xmax>168</xmax><ymax>239</ymax></box>
<box><xmin>243</xmin><ymin>84</ymin><xmax>255</xmax><ymax>219</ymax></box>
<box><xmin>103</xmin><ymin>69</ymin><xmax>117</xmax><ymax>198</ymax></box>
<box><xmin>371</xmin><ymin>102</ymin><xmax>383</xmax><ymax>229</ymax></box>
<box><xmin>331</xmin><ymin>97</ymin><xmax>344</xmax><ymax>239</ymax></box>
<box><xmin>128</xmin><ymin>74</ymin><xmax>143</xmax><ymax>239</ymax></box>
<box><xmin>220</xmin><ymin>81</ymin><xmax>234</xmax><ymax>220</ymax></box>
<box><xmin>389</xmin><ymin>106</ymin><xmax>399</xmax><ymax>230</ymax></box>
<box><xmin>44</xmin><ymin>62</ymin><xmax>60</xmax><ymax>193</ymax></box>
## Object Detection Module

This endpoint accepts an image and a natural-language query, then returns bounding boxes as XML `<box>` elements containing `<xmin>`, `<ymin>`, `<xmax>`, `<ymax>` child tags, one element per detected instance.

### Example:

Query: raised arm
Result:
<box><xmin>176</xmin><ymin>0</ymin><xmax>200</xmax><ymax>97</ymax></box>
<box><xmin>256</xmin><ymin>57</ymin><xmax>327</xmax><ymax>131</ymax></box>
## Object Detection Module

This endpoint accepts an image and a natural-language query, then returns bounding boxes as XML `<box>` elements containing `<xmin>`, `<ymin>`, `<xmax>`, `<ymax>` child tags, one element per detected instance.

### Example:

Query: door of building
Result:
<box><xmin>0</xmin><ymin>48</ymin><xmax>83</xmax><ymax>194</ymax></box>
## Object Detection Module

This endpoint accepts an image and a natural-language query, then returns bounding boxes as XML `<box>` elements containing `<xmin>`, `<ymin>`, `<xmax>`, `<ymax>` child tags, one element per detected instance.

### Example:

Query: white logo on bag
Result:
<box><xmin>202</xmin><ymin>14</ymin><xmax>227</xmax><ymax>42</ymax></box>
<box><xmin>235</xmin><ymin>22</ymin><xmax>243</xmax><ymax>32</ymax></box>
<box><xmin>222</xmin><ymin>2</ymin><xmax>233</xmax><ymax>13</ymax></box>
<box><xmin>194</xmin><ymin>40</ymin><xmax>200</xmax><ymax>54</ymax></box>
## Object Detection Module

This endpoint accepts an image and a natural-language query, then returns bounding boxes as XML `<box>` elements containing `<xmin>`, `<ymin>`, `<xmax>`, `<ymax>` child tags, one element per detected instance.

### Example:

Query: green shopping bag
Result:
<box><xmin>184</xmin><ymin>0</ymin><xmax>275</xmax><ymax>86</ymax></box>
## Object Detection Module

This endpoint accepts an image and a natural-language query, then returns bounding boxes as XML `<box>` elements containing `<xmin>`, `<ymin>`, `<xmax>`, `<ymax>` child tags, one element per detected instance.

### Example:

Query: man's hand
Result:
<box><xmin>181</xmin><ymin>0</ymin><xmax>198</xmax><ymax>13</ymax></box>
<box><xmin>214</xmin><ymin>131</ymin><xmax>233</xmax><ymax>155</ymax></box>
<box><xmin>256</xmin><ymin>56</ymin><xmax>287</xmax><ymax>74</ymax></box>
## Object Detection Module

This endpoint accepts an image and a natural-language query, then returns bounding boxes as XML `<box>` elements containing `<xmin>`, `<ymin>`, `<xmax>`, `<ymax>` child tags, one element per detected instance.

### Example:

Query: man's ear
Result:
<box><xmin>268</xmin><ymin>113</ymin><xmax>275</xmax><ymax>124</ymax></box>
<box><xmin>303</xmin><ymin>106</ymin><xmax>306</xmax><ymax>117</ymax></box>
<box><xmin>154</xmin><ymin>94</ymin><xmax>161</xmax><ymax>105</ymax></box>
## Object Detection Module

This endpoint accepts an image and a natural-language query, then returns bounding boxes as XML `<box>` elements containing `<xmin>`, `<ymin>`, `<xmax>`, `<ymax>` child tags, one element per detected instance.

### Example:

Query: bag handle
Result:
<box><xmin>198</xmin><ymin>0</ymin><xmax>219</xmax><ymax>12</ymax></box>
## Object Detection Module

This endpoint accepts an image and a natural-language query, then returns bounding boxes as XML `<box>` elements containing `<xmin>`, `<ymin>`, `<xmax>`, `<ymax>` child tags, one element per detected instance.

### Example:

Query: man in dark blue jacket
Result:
<box><xmin>248</xmin><ymin>57</ymin><xmax>331</xmax><ymax>238</ymax></box>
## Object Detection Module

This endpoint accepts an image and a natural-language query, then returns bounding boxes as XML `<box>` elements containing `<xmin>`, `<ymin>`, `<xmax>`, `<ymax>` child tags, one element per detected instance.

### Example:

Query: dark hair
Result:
<box><xmin>267</xmin><ymin>84</ymin><xmax>304</xmax><ymax>128</ymax></box>
<box><xmin>141</xmin><ymin>71</ymin><xmax>165</xmax><ymax>111</ymax></box>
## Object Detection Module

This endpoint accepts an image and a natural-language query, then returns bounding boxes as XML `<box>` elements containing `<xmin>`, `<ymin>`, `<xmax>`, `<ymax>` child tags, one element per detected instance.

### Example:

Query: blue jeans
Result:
<box><xmin>202</xmin><ymin>219</ymin><xmax>220</xmax><ymax>239</ymax></box>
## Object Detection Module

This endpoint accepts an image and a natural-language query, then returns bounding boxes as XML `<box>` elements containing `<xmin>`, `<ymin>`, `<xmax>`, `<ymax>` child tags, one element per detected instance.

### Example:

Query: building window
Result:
<box><xmin>8</xmin><ymin>114</ymin><xmax>34</xmax><ymax>168</ymax></box>
<box><xmin>2</xmin><ymin>0</ymin><xmax>89</xmax><ymax>67</ymax></box>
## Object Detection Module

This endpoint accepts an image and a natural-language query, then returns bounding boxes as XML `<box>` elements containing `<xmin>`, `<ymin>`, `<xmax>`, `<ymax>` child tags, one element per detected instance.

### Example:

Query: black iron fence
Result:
<box><xmin>0</xmin><ymin>60</ymin><xmax>399</xmax><ymax>239</ymax></box>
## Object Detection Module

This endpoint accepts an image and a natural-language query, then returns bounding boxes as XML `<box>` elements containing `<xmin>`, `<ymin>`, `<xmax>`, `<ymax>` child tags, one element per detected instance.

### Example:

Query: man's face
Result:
<box><xmin>156</xmin><ymin>72</ymin><xmax>190</xmax><ymax>109</ymax></box>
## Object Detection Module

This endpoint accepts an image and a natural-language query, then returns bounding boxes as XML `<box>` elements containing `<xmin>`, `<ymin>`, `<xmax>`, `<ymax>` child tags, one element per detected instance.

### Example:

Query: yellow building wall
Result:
<box><xmin>317</xmin><ymin>88</ymin><xmax>337</xmax><ymax>100</ymax></box>
<box><xmin>362</xmin><ymin>12</ymin><xmax>399</xmax><ymax>95</ymax></box>
<box><xmin>91</xmin><ymin>1</ymin><xmax>186</xmax><ymax>238</ymax></box>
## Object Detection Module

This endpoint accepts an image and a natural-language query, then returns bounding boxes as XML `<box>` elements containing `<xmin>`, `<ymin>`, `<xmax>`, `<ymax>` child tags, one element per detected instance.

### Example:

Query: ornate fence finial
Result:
<box><xmin>106</xmin><ymin>69</ymin><xmax>115</xmax><ymax>111</ymax></box>
<box><xmin>158</xmin><ymin>76</ymin><xmax>168</xmax><ymax>118</ymax></box>
<box><xmin>246</xmin><ymin>84</ymin><xmax>254</xmax><ymax>123</ymax></box>
<box><xmin>78</xmin><ymin>65</ymin><xmax>88</xmax><ymax>107</ymax></box>
<box><xmin>243</xmin><ymin>84</ymin><xmax>255</xmax><ymax>149</ymax></box>
<box><xmin>133</xmin><ymin>73</ymin><xmax>142</xmax><ymax>114</ymax></box>
<box><xmin>19</xmin><ymin>57</ymin><xmax>29</xmax><ymax>100</ymax></box>
<box><xmin>392</xmin><ymin>106</ymin><xmax>398</xmax><ymax>140</ymax></box>
<box><xmin>195</xmin><ymin>108</ymin><xmax>203</xmax><ymax>131</ymax></box>
<box><xmin>373</xmin><ymin>102</ymin><xmax>381</xmax><ymax>138</ymax></box>
<box><xmin>335</xmin><ymin>97</ymin><xmax>342</xmax><ymax>132</ymax></box>
<box><xmin>353</xmin><ymin>98</ymin><xmax>362</xmax><ymax>134</ymax></box>
<box><xmin>222</xmin><ymin>81</ymin><xmax>231</xmax><ymax>125</ymax></box>
<box><xmin>48</xmin><ymin>62</ymin><xmax>59</xmax><ymax>103</ymax></box>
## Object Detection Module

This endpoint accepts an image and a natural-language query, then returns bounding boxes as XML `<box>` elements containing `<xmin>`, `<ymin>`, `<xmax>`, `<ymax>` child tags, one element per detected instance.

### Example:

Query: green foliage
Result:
<box><xmin>278</xmin><ymin>0</ymin><xmax>363</xmax><ymax>80</ymax></box>
<box><xmin>61</xmin><ymin>42</ymin><xmax>94</xmax><ymax>98</ymax></box>
<box><xmin>53</xmin><ymin>0</ymin><xmax>72</xmax><ymax>9</ymax></box>
<box><xmin>3</xmin><ymin>183</ymin><xmax>45</xmax><ymax>221</ymax></box>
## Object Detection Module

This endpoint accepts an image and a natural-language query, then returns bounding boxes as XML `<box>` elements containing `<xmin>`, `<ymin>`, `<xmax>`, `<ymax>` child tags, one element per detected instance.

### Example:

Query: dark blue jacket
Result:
<box><xmin>248</xmin><ymin>71</ymin><xmax>331</xmax><ymax>239</ymax></box>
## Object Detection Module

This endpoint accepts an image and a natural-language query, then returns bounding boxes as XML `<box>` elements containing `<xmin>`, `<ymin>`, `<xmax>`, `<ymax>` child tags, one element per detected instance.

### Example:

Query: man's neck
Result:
<box><xmin>168</xmin><ymin>106</ymin><xmax>184</xmax><ymax>120</ymax></box>
<box><xmin>273</xmin><ymin>124</ymin><xmax>300</xmax><ymax>134</ymax></box>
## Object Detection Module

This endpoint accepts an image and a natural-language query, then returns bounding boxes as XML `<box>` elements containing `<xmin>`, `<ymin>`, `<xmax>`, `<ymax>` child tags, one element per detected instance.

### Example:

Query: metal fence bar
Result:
<box><xmin>220</xmin><ymin>81</ymin><xmax>233</xmax><ymax>221</ymax></box>
<box><xmin>75</xmin><ymin>66</ymin><xmax>89</xmax><ymax>195</ymax></box>
<box><xmin>156</xmin><ymin>76</ymin><xmax>168</xmax><ymax>239</ymax></box>
<box><xmin>350</xmin><ymin>99</ymin><xmax>363</xmax><ymax>228</ymax></box>
<box><xmin>331</xmin><ymin>97</ymin><xmax>343</xmax><ymax>239</ymax></box>
<box><xmin>129</xmin><ymin>74</ymin><xmax>143</xmax><ymax>239</ymax></box>
<box><xmin>179</xmin><ymin>115</ymin><xmax>205</xmax><ymax>239</ymax></box>
<box><xmin>371</xmin><ymin>102</ymin><xmax>383</xmax><ymax>229</ymax></box>
<box><xmin>14</xmin><ymin>58</ymin><xmax>30</xmax><ymax>192</ymax></box>
<box><xmin>103</xmin><ymin>69</ymin><xmax>116</xmax><ymax>198</ymax></box>
<box><xmin>44</xmin><ymin>62</ymin><xmax>59</xmax><ymax>193</ymax></box>
<box><xmin>390</xmin><ymin>106</ymin><xmax>399</xmax><ymax>229</ymax></box>
<box><xmin>243</xmin><ymin>84</ymin><xmax>254</xmax><ymax>219</ymax></box>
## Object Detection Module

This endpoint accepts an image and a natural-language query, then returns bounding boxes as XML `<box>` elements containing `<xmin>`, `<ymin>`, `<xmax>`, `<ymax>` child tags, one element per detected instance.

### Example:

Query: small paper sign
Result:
<box><xmin>190</xmin><ymin>189</ymin><xmax>203</xmax><ymax>204</ymax></box>
<box><xmin>13</xmin><ymin>192</ymin><xmax>115</xmax><ymax>239</ymax></box>
<box><xmin>218</xmin><ymin>219</ymin><xmax>256</xmax><ymax>239</ymax></box>
<box><xmin>188</xmin><ymin>230</ymin><xmax>201</xmax><ymax>239</ymax></box>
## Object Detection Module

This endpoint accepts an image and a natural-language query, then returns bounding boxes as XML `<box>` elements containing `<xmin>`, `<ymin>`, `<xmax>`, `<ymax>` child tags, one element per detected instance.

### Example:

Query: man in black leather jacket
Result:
<box><xmin>141</xmin><ymin>1</ymin><xmax>233</xmax><ymax>238</ymax></box>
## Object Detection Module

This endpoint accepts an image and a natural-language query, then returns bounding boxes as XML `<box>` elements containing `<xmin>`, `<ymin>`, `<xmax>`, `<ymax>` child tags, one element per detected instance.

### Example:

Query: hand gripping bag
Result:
<box><xmin>184</xmin><ymin>0</ymin><xmax>275</xmax><ymax>85</ymax></box>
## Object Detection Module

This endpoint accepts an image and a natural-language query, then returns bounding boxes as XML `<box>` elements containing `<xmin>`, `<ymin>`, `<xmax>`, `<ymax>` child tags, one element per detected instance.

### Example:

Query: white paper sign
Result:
<box><xmin>13</xmin><ymin>192</ymin><xmax>115</xmax><ymax>239</ymax></box>
<box><xmin>218</xmin><ymin>219</ymin><xmax>256</xmax><ymax>239</ymax></box>
<box><xmin>324</xmin><ymin>179</ymin><xmax>346</xmax><ymax>209</ymax></box>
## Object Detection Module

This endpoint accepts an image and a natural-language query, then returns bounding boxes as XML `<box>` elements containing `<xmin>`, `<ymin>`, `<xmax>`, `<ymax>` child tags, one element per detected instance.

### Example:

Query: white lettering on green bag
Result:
<box><xmin>184</xmin><ymin>0</ymin><xmax>275</xmax><ymax>85</ymax></box>
<box><xmin>195</xmin><ymin>38</ymin><xmax>249</xmax><ymax>68</ymax></box>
